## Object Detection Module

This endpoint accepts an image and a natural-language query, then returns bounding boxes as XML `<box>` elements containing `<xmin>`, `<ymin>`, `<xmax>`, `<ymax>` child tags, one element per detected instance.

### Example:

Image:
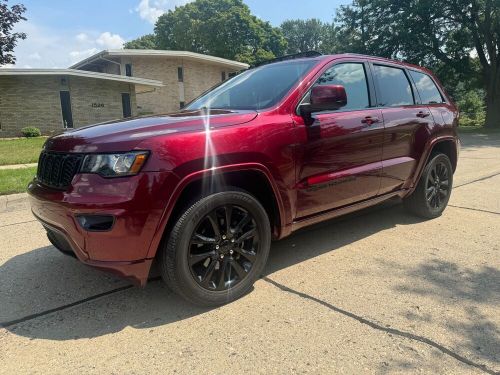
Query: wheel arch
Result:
<box><xmin>407</xmin><ymin>136</ymin><xmax>458</xmax><ymax>195</ymax></box>
<box><xmin>146</xmin><ymin>163</ymin><xmax>286</xmax><ymax>259</ymax></box>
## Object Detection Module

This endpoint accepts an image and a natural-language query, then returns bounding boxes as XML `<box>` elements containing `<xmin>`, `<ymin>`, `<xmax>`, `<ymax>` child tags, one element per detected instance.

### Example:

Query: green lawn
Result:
<box><xmin>0</xmin><ymin>167</ymin><xmax>37</xmax><ymax>195</ymax></box>
<box><xmin>0</xmin><ymin>137</ymin><xmax>46</xmax><ymax>166</ymax></box>
<box><xmin>458</xmin><ymin>125</ymin><xmax>500</xmax><ymax>134</ymax></box>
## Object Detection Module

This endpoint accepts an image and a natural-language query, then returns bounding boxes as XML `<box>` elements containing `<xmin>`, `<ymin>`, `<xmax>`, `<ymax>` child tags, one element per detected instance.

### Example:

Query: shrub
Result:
<box><xmin>455</xmin><ymin>89</ymin><xmax>486</xmax><ymax>127</ymax></box>
<box><xmin>20</xmin><ymin>126</ymin><xmax>41</xmax><ymax>138</ymax></box>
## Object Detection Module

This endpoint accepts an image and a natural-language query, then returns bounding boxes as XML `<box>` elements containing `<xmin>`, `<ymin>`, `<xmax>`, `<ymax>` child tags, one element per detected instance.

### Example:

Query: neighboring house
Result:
<box><xmin>0</xmin><ymin>69</ymin><xmax>162</xmax><ymax>138</ymax></box>
<box><xmin>70</xmin><ymin>50</ymin><xmax>249</xmax><ymax>114</ymax></box>
<box><xmin>0</xmin><ymin>50</ymin><xmax>248</xmax><ymax>138</ymax></box>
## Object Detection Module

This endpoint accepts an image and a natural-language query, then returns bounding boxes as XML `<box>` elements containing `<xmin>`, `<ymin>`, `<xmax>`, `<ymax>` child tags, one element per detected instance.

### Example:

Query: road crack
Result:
<box><xmin>454</xmin><ymin>172</ymin><xmax>500</xmax><ymax>189</ymax></box>
<box><xmin>449</xmin><ymin>205</ymin><xmax>500</xmax><ymax>216</ymax></box>
<box><xmin>263</xmin><ymin>276</ymin><xmax>499</xmax><ymax>375</ymax></box>
<box><xmin>0</xmin><ymin>220</ymin><xmax>37</xmax><ymax>228</ymax></box>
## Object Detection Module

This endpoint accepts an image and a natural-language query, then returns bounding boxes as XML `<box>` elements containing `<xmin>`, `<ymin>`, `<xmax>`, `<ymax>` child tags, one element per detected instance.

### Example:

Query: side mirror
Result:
<box><xmin>311</xmin><ymin>84</ymin><xmax>347</xmax><ymax>111</ymax></box>
<box><xmin>300</xmin><ymin>85</ymin><xmax>347</xmax><ymax>119</ymax></box>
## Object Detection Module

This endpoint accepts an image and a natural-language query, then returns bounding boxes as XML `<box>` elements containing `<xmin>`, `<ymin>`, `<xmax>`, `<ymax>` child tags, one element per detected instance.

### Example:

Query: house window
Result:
<box><xmin>228</xmin><ymin>72</ymin><xmax>237</xmax><ymax>78</ymax></box>
<box><xmin>221</xmin><ymin>71</ymin><xmax>226</xmax><ymax>81</ymax></box>
<box><xmin>179</xmin><ymin>101</ymin><xmax>185</xmax><ymax>109</ymax></box>
<box><xmin>122</xmin><ymin>93</ymin><xmax>132</xmax><ymax>118</ymax></box>
<box><xmin>178</xmin><ymin>67</ymin><xmax>184</xmax><ymax>82</ymax></box>
<box><xmin>125</xmin><ymin>64</ymin><xmax>132</xmax><ymax>77</ymax></box>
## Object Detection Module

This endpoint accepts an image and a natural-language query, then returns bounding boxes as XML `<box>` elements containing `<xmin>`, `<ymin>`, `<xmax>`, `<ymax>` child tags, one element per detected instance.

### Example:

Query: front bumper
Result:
<box><xmin>28</xmin><ymin>171</ymin><xmax>175</xmax><ymax>286</ymax></box>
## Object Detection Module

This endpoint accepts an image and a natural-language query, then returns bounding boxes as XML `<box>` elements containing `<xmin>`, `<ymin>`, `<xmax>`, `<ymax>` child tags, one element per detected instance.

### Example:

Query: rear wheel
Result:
<box><xmin>404</xmin><ymin>153</ymin><xmax>453</xmax><ymax>219</ymax></box>
<box><xmin>160</xmin><ymin>190</ymin><xmax>271</xmax><ymax>306</ymax></box>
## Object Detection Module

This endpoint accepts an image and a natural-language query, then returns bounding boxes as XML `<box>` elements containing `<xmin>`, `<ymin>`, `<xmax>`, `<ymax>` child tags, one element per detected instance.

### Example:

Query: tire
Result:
<box><xmin>404</xmin><ymin>153</ymin><xmax>453</xmax><ymax>219</ymax></box>
<box><xmin>159</xmin><ymin>190</ymin><xmax>271</xmax><ymax>306</ymax></box>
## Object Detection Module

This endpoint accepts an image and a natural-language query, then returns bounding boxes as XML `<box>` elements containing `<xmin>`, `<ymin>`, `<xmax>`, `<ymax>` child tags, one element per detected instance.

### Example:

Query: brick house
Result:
<box><xmin>0</xmin><ymin>69</ymin><xmax>162</xmax><ymax>138</ymax></box>
<box><xmin>70</xmin><ymin>50</ymin><xmax>249</xmax><ymax>115</ymax></box>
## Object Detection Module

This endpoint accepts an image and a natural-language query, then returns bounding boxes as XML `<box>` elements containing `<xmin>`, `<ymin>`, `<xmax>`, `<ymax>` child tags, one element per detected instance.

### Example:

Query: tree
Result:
<box><xmin>280</xmin><ymin>19</ymin><xmax>337</xmax><ymax>54</ymax></box>
<box><xmin>154</xmin><ymin>0</ymin><xmax>287</xmax><ymax>65</ymax></box>
<box><xmin>124</xmin><ymin>34</ymin><xmax>157</xmax><ymax>49</ymax></box>
<box><xmin>336</xmin><ymin>0</ymin><xmax>500</xmax><ymax>128</ymax></box>
<box><xmin>0</xmin><ymin>0</ymin><xmax>26</xmax><ymax>65</ymax></box>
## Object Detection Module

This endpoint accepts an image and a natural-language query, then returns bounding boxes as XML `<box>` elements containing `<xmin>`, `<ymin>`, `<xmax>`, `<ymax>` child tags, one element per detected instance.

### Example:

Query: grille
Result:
<box><xmin>37</xmin><ymin>151</ymin><xmax>83</xmax><ymax>189</ymax></box>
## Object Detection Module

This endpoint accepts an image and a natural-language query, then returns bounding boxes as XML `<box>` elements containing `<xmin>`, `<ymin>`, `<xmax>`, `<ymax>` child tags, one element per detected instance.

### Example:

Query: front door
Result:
<box><xmin>122</xmin><ymin>93</ymin><xmax>132</xmax><ymax>118</ymax></box>
<box><xmin>59</xmin><ymin>91</ymin><xmax>73</xmax><ymax>128</ymax></box>
<box><xmin>294</xmin><ymin>61</ymin><xmax>384</xmax><ymax>218</ymax></box>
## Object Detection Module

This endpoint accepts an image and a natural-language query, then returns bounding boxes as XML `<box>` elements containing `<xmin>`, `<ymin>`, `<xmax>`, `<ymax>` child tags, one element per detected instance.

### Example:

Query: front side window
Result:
<box><xmin>315</xmin><ymin>63</ymin><xmax>370</xmax><ymax>110</ymax></box>
<box><xmin>409</xmin><ymin>70</ymin><xmax>444</xmax><ymax>104</ymax></box>
<box><xmin>373</xmin><ymin>65</ymin><xmax>414</xmax><ymax>106</ymax></box>
<box><xmin>185</xmin><ymin>60</ymin><xmax>316</xmax><ymax>111</ymax></box>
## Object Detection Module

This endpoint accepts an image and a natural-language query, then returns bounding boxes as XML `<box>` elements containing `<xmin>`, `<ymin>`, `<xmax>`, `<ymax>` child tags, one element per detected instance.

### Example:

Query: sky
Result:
<box><xmin>8</xmin><ymin>0</ymin><xmax>350</xmax><ymax>69</ymax></box>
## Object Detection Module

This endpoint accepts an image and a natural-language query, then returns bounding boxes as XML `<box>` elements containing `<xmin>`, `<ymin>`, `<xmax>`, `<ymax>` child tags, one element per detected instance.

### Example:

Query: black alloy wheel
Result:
<box><xmin>404</xmin><ymin>153</ymin><xmax>453</xmax><ymax>219</ymax></box>
<box><xmin>188</xmin><ymin>204</ymin><xmax>259</xmax><ymax>291</ymax></box>
<box><xmin>425</xmin><ymin>160</ymin><xmax>450</xmax><ymax>210</ymax></box>
<box><xmin>160</xmin><ymin>190</ymin><xmax>271</xmax><ymax>306</ymax></box>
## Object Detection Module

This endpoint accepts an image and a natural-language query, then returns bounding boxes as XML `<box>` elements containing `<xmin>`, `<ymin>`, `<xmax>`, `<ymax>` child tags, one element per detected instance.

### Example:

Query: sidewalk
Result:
<box><xmin>0</xmin><ymin>192</ymin><xmax>29</xmax><ymax>213</ymax></box>
<box><xmin>0</xmin><ymin>163</ymin><xmax>37</xmax><ymax>170</ymax></box>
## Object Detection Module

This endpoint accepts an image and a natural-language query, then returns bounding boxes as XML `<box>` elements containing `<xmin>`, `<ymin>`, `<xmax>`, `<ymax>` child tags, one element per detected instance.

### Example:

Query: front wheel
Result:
<box><xmin>159</xmin><ymin>190</ymin><xmax>271</xmax><ymax>306</ymax></box>
<box><xmin>404</xmin><ymin>153</ymin><xmax>453</xmax><ymax>219</ymax></box>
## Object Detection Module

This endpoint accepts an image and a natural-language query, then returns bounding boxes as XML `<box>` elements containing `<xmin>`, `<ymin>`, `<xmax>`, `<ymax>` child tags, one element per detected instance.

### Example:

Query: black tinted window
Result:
<box><xmin>373</xmin><ymin>65</ymin><xmax>414</xmax><ymax>106</ymax></box>
<box><xmin>315</xmin><ymin>63</ymin><xmax>369</xmax><ymax>110</ymax></box>
<box><xmin>186</xmin><ymin>61</ymin><xmax>315</xmax><ymax>111</ymax></box>
<box><xmin>409</xmin><ymin>70</ymin><xmax>443</xmax><ymax>104</ymax></box>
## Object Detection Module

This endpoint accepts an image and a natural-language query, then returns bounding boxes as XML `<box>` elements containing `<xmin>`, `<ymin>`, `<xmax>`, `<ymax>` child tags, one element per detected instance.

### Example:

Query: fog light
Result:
<box><xmin>76</xmin><ymin>215</ymin><xmax>115</xmax><ymax>232</ymax></box>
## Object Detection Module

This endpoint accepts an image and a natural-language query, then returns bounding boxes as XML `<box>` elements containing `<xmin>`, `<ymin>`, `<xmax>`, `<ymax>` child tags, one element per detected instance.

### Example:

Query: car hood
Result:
<box><xmin>43</xmin><ymin>109</ymin><xmax>258</xmax><ymax>153</ymax></box>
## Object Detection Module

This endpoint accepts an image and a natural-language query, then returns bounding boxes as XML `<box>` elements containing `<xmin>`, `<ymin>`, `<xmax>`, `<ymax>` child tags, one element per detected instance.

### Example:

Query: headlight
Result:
<box><xmin>81</xmin><ymin>151</ymin><xmax>149</xmax><ymax>177</ymax></box>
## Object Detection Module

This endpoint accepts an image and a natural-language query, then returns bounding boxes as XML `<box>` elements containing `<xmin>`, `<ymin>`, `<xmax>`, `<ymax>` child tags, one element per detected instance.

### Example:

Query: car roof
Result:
<box><xmin>265</xmin><ymin>53</ymin><xmax>430</xmax><ymax>74</ymax></box>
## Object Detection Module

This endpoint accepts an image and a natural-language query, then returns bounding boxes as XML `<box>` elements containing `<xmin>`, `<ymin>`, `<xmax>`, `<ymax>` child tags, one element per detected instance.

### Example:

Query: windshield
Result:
<box><xmin>185</xmin><ymin>60</ymin><xmax>317</xmax><ymax>111</ymax></box>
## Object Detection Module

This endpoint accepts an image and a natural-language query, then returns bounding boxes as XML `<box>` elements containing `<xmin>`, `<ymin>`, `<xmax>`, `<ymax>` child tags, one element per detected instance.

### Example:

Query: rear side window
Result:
<box><xmin>373</xmin><ymin>65</ymin><xmax>414</xmax><ymax>106</ymax></box>
<box><xmin>409</xmin><ymin>70</ymin><xmax>444</xmax><ymax>104</ymax></box>
<box><xmin>316</xmin><ymin>63</ymin><xmax>370</xmax><ymax>110</ymax></box>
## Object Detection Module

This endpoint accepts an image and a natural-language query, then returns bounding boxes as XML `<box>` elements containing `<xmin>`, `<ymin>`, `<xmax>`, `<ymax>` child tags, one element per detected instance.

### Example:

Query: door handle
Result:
<box><xmin>416</xmin><ymin>111</ymin><xmax>431</xmax><ymax>118</ymax></box>
<box><xmin>361</xmin><ymin>116</ymin><xmax>380</xmax><ymax>125</ymax></box>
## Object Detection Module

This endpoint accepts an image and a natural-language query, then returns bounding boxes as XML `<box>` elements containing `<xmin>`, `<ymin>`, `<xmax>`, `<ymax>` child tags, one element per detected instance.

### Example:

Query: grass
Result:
<box><xmin>458</xmin><ymin>125</ymin><xmax>500</xmax><ymax>134</ymax></box>
<box><xmin>0</xmin><ymin>137</ymin><xmax>46</xmax><ymax>166</ymax></box>
<box><xmin>0</xmin><ymin>167</ymin><xmax>37</xmax><ymax>195</ymax></box>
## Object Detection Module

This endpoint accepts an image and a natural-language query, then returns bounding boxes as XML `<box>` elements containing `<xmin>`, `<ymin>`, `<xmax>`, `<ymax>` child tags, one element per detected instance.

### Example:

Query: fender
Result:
<box><xmin>145</xmin><ymin>162</ymin><xmax>288</xmax><ymax>259</ymax></box>
<box><xmin>404</xmin><ymin>134</ymin><xmax>458</xmax><ymax>197</ymax></box>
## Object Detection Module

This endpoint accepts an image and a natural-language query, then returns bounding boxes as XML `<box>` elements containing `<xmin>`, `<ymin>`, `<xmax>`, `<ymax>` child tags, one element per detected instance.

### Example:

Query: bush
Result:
<box><xmin>20</xmin><ymin>127</ymin><xmax>41</xmax><ymax>138</ymax></box>
<box><xmin>455</xmin><ymin>88</ymin><xmax>486</xmax><ymax>127</ymax></box>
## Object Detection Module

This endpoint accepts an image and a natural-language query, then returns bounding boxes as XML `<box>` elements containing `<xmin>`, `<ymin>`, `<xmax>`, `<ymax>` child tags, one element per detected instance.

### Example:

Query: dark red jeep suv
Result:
<box><xmin>29</xmin><ymin>53</ymin><xmax>459</xmax><ymax>305</ymax></box>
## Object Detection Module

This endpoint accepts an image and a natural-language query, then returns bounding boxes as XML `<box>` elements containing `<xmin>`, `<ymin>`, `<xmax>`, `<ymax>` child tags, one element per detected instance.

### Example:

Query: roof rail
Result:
<box><xmin>251</xmin><ymin>51</ymin><xmax>322</xmax><ymax>68</ymax></box>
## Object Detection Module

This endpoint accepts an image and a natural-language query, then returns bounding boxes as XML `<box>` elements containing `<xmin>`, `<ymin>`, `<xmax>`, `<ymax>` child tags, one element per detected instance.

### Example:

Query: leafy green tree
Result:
<box><xmin>154</xmin><ymin>0</ymin><xmax>287</xmax><ymax>65</ymax></box>
<box><xmin>280</xmin><ymin>19</ymin><xmax>337</xmax><ymax>54</ymax></box>
<box><xmin>456</xmin><ymin>88</ymin><xmax>486</xmax><ymax>126</ymax></box>
<box><xmin>124</xmin><ymin>34</ymin><xmax>157</xmax><ymax>49</ymax></box>
<box><xmin>336</xmin><ymin>0</ymin><xmax>500</xmax><ymax>128</ymax></box>
<box><xmin>0</xmin><ymin>0</ymin><xmax>26</xmax><ymax>65</ymax></box>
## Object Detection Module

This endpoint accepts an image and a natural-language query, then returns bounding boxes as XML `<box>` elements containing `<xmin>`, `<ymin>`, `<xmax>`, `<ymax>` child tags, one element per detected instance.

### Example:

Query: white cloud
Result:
<box><xmin>69</xmin><ymin>48</ymin><xmax>99</xmax><ymax>63</ymax></box>
<box><xmin>28</xmin><ymin>52</ymin><xmax>41</xmax><ymax>60</ymax></box>
<box><xmin>76</xmin><ymin>33</ymin><xmax>89</xmax><ymax>42</ymax></box>
<box><xmin>135</xmin><ymin>0</ymin><xmax>192</xmax><ymax>24</ymax></box>
<box><xmin>9</xmin><ymin>20</ymin><xmax>126</xmax><ymax>68</ymax></box>
<box><xmin>96</xmin><ymin>32</ymin><xmax>125</xmax><ymax>49</ymax></box>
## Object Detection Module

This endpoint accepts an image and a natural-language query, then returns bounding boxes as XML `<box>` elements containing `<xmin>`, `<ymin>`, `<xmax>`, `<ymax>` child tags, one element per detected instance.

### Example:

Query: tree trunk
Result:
<box><xmin>484</xmin><ymin>67</ymin><xmax>500</xmax><ymax>128</ymax></box>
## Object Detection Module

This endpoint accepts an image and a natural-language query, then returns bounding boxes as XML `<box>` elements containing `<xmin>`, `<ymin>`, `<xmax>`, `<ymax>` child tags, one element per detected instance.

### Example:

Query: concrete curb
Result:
<box><xmin>0</xmin><ymin>192</ymin><xmax>29</xmax><ymax>213</ymax></box>
<box><xmin>0</xmin><ymin>163</ymin><xmax>37</xmax><ymax>170</ymax></box>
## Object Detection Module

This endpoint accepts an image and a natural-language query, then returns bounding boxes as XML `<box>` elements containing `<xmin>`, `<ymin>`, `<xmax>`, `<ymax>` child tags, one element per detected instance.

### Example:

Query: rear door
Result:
<box><xmin>371</xmin><ymin>63</ymin><xmax>435</xmax><ymax>194</ymax></box>
<box><xmin>294</xmin><ymin>60</ymin><xmax>384</xmax><ymax>218</ymax></box>
<box><xmin>408</xmin><ymin>69</ymin><xmax>451</xmax><ymax>126</ymax></box>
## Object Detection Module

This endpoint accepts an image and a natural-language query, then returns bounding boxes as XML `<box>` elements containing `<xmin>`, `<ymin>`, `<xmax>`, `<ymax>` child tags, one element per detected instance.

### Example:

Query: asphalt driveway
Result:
<box><xmin>0</xmin><ymin>132</ymin><xmax>499</xmax><ymax>374</ymax></box>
